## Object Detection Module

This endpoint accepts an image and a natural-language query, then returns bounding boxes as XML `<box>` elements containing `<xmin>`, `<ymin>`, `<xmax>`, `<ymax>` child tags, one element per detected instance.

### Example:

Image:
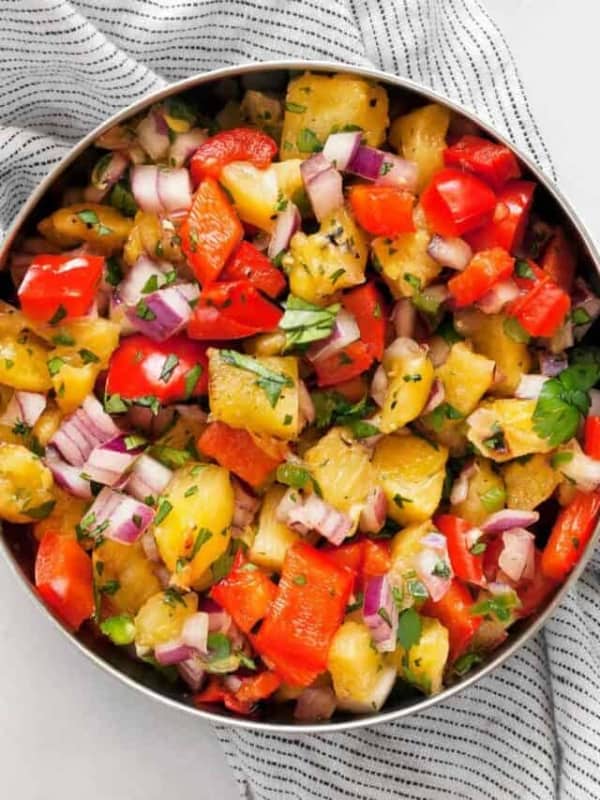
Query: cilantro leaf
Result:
<box><xmin>220</xmin><ymin>349</ymin><xmax>293</xmax><ymax>408</ymax></box>
<box><xmin>279</xmin><ymin>295</ymin><xmax>340</xmax><ymax>350</ymax></box>
<box><xmin>397</xmin><ymin>607</ymin><xmax>422</xmax><ymax>650</ymax></box>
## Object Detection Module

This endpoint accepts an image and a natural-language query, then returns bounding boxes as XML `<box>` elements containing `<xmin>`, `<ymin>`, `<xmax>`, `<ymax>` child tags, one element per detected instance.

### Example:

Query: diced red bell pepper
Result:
<box><xmin>584</xmin><ymin>417</ymin><xmax>600</xmax><ymax>461</ymax></box>
<box><xmin>180</xmin><ymin>178</ymin><xmax>243</xmax><ymax>286</ymax></box>
<box><xmin>517</xmin><ymin>550</ymin><xmax>558</xmax><ymax>617</ymax></box>
<box><xmin>342</xmin><ymin>282</ymin><xmax>387</xmax><ymax>360</ymax></box>
<box><xmin>187</xmin><ymin>280</ymin><xmax>283</xmax><ymax>340</ymax></box>
<box><xmin>444</xmin><ymin>135</ymin><xmax>521</xmax><ymax>190</ymax></box>
<box><xmin>323</xmin><ymin>540</ymin><xmax>364</xmax><ymax>578</ymax></box>
<box><xmin>435</xmin><ymin>514</ymin><xmax>486</xmax><ymax>587</ymax></box>
<box><xmin>348</xmin><ymin>185</ymin><xmax>415</xmax><ymax>237</ymax></box>
<box><xmin>106</xmin><ymin>333</ymin><xmax>208</xmax><ymax>405</ymax></box>
<box><xmin>541</xmin><ymin>490</ymin><xmax>600</xmax><ymax>581</ymax></box>
<box><xmin>18</xmin><ymin>253</ymin><xmax>104</xmax><ymax>323</ymax></box>
<box><xmin>221</xmin><ymin>240</ymin><xmax>287</xmax><ymax>299</ymax></box>
<box><xmin>448</xmin><ymin>247</ymin><xmax>515</xmax><ymax>307</ymax></box>
<box><xmin>234</xmin><ymin>671</ymin><xmax>282</xmax><ymax>705</ymax></box>
<box><xmin>420</xmin><ymin>168</ymin><xmax>497</xmax><ymax>237</ymax></box>
<box><xmin>465</xmin><ymin>181</ymin><xmax>535</xmax><ymax>255</ymax></box>
<box><xmin>423</xmin><ymin>578</ymin><xmax>482</xmax><ymax>661</ymax></box>
<box><xmin>540</xmin><ymin>227</ymin><xmax>577</xmax><ymax>293</ymax></box>
<box><xmin>322</xmin><ymin>539</ymin><xmax>391</xmax><ymax>592</ymax></box>
<box><xmin>313</xmin><ymin>340</ymin><xmax>374</xmax><ymax>388</ymax></box>
<box><xmin>190</xmin><ymin>128</ymin><xmax>278</xmax><ymax>183</ymax></box>
<box><xmin>210</xmin><ymin>551</ymin><xmax>277</xmax><ymax>634</ymax></box>
<box><xmin>363</xmin><ymin>539</ymin><xmax>392</xmax><ymax>577</ymax></box>
<box><xmin>508</xmin><ymin>273</ymin><xmax>571</xmax><ymax>338</ymax></box>
<box><xmin>195</xmin><ymin>676</ymin><xmax>226</xmax><ymax>704</ymax></box>
<box><xmin>35</xmin><ymin>532</ymin><xmax>94</xmax><ymax>630</ymax></box>
<box><xmin>333</xmin><ymin>376</ymin><xmax>369</xmax><ymax>403</ymax></box>
<box><xmin>253</xmin><ymin>542</ymin><xmax>353</xmax><ymax>686</ymax></box>
<box><xmin>198</xmin><ymin>421</ymin><xmax>285</xmax><ymax>488</ymax></box>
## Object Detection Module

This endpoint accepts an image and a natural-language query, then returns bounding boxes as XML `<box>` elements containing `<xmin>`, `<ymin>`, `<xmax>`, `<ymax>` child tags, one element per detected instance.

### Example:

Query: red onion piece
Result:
<box><xmin>307</xmin><ymin>309</ymin><xmax>360</xmax><ymax>362</ymax></box>
<box><xmin>83</xmin><ymin>440</ymin><xmax>140</xmax><ymax>487</ymax></box>
<box><xmin>322</xmin><ymin>132</ymin><xmax>362</xmax><ymax>170</ymax></box>
<box><xmin>175</xmin><ymin>282</ymin><xmax>200</xmax><ymax>305</ymax></box>
<box><xmin>141</xmin><ymin>530</ymin><xmax>160</xmax><ymax>562</ymax></box>
<box><xmin>362</xmin><ymin>574</ymin><xmax>398</xmax><ymax>652</ymax></box>
<box><xmin>298</xmin><ymin>380</ymin><xmax>315</xmax><ymax>427</ymax></box>
<box><xmin>477</xmin><ymin>279</ymin><xmax>520</xmax><ymax>314</ymax></box>
<box><xmin>177</xmin><ymin>656</ymin><xmax>205</xmax><ymax>691</ymax></box>
<box><xmin>449</xmin><ymin>461</ymin><xmax>477</xmax><ymax>506</ymax></box>
<box><xmin>286</xmin><ymin>494</ymin><xmax>353</xmax><ymax>545</ymax></box>
<box><xmin>136</xmin><ymin>110</ymin><xmax>170</xmax><ymax>161</ymax></box>
<box><xmin>294</xmin><ymin>686</ymin><xmax>336</xmax><ymax>721</ymax></box>
<box><xmin>422</xmin><ymin>378</ymin><xmax>446</xmax><ymax>414</ymax></box>
<box><xmin>515</xmin><ymin>373</ymin><xmax>548</xmax><ymax>399</ymax></box>
<box><xmin>268</xmin><ymin>202</ymin><xmax>301</xmax><ymax>259</ymax></box>
<box><xmin>548</xmin><ymin>320</ymin><xmax>574</xmax><ymax>354</ymax></box>
<box><xmin>0</xmin><ymin>391</ymin><xmax>46</xmax><ymax>428</ymax></box>
<box><xmin>126</xmin><ymin>454</ymin><xmax>173</xmax><ymax>501</ymax></box>
<box><xmin>427</xmin><ymin>235</ymin><xmax>472</xmax><ymax>271</ymax></box>
<box><xmin>169</xmin><ymin>128</ymin><xmax>208</xmax><ymax>168</ymax></box>
<box><xmin>300</xmin><ymin>153</ymin><xmax>332</xmax><ymax>185</ymax></box>
<box><xmin>359</xmin><ymin>486</ymin><xmax>387</xmax><ymax>533</ymax></box>
<box><xmin>370</xmin><ymin>364</ymin><xmax>388</xmax><ymax>408</ymax></box>
<box><xmin>376</xmin><ymin>154</ymin><xmax>418</xmax><ymax>192</ymax></box>
<box><xmin>231</xmin><ymin>478</ymin><xmax>260</xmax><ymax>530</ymax></box>
<box><xmin>155</xmin><ymin>640</ymin><xmax>196</xmax><ymax>666</ymax></box>
<box><xmin>91</xmin><ymin>151</ymin><xmax>128</xmax><ymax>193</ymax></box>
<box><xmin>304</xmin><ymin>166</ymin><xmax>344</xmax><ymax>223</ymax></box>
<box><xmin>275</xmin><ymin>487</ymin><xmax>303</xmax><ymax>523</ymax></box>
<box><xmin>498</xmin><ymin>528</ymin><xmax>535</xmax><ymax>582</ymax></box>
<box><xmin>539</xmin><ymin>351</ymin><xmax>568</xmax><ymax>377</ymax></box>
<box><xmin>481</xmin><ymin>509</ymin><xmax>539</xmax><ymax>534</ymax></box>
<box><xmin>347</xmin><ymin>145</ymin><xmax>385</xmax><ymax>181</ymax></box>
<box><xmin>127</xmin><ymin>285</ymin><xmax>193</xmax><ymax>341</ymax></box>
<box><xmin>45</xmin><ymin>447</ymin><xmax>92</xmax><ymax>499</ymax></box>
<box><xmin>181</xmin><ymin>612</ymin><xmax>209</xmax><ymax>654</ymax></box>
<box><xmin>84</xmin><ymin>486</ymin><xmax>155</xmax><ymax>544</ymax></box>
<box><xmin>572</xmin><ymin>277</ymin><xmax>600</xmax><ymax>341</ymax></box>
<box><xmin>118</xmin><ymin>256</ymin><xmax>170</xmax><ymax>306</ymax></box>
<box><xmin>391</xmin><ymin>299</ymin><xmax>416</xmax><ymax>339</ymax></box>
<box><xmin>131</xmin><ymin>165</ymin><xmax>162</xmax><ymax>214</ymax></box>
<box><xmin>421</xmin><ymin>531</ymin><xmax>447</xmax><ymax>550</ymax></box>
<box><xmin>49</xmin><ymin>394</ymin><xmax>120</xmax><ymax>466</ymax></box>
<box><xmin>157</xmin><ymin>168</ymin><xmax>193</xmax><ymax>214</ymax></box>
<box><xmin>558</xmin><ymin>442</ymin><xmax>600</xmax><ymax>491</ymax></box>
<box><xmin>589</xmin><ymin>390</ymin><xmax>600</xmax><ymax>417</ymax></box>
<box><xmin>415</xmin><ymin>543</ymin><xmax>453</xmax><ymax>602</ymax></box>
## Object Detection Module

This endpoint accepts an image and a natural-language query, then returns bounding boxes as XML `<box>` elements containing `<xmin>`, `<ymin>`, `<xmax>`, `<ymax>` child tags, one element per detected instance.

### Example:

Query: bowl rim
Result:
<box><xmin>1</xmin><ymin>58</ymin><xmax>599</xmax><ymax>734</ymax></box>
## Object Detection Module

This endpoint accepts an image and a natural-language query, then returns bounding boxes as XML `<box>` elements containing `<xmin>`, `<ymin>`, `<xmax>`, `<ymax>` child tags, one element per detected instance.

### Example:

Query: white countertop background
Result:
<box><xmin>1</xmin><ymin>2</ymin><xmax>598</xmax><ymax>798</ymax></box>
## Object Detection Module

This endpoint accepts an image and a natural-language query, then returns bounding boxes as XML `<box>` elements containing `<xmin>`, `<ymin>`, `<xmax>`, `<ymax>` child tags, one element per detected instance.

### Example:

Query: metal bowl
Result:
<box><xmin>1</xmin><ymin>60</ymin><xmax>599</xmax><ymax>733</ymax></box>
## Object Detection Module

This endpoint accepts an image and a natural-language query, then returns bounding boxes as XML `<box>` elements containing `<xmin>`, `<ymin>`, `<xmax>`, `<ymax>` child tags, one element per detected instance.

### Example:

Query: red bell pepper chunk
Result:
<box><xmin>517</xmin><ymin>550</ymin><xmax>558</xmax><ymax>618</ymax></box>
<box><xmin>253</xmin><ymin>542</ymin><xmax>353</xmax><ymax>687</ymax></box>
<box><xmin>18</xmin><ymin>253</ymin><xmax>104</xmax><ymax>323</ymax></box>
<box><xmin>322</xmin><ymin>539</ymin><xmax>391</xmax><ymax>592</ymax></box>
<box><xmin>35</xmin><ymin>532</ymin><xmax>94</xmax><ymax>630</ymax></box>
<box><xmin>448</xmin><ymin>247</ymin><xmax>514</xmax><ymax>307</ymax></box>
<box><xmin>420</xmin><ymin>167</ymin><xmax>497</xmax><ymax>237</ymax></box>
<box><xmin>466</xmin><ymin>181</ymin><xmax>535</xmax><ymax>255</ymax></box>
<box><xmin>210</xmin><ymin>551</ymin><xmax>277</xmax><ymax>634</ymax></box>
<box><xmin>341</xmin><ymin>282</ymin><xmax>387</xmax><ymax>360</ymax></box>
<box><xmin>323</xmin><ymin>540</ymin><xmax>364</xmax><ymax>578</ymax></box>
<box><xmin>234</xmin><ymin>671</ymin><xmax>281</xmax><ymax>706</ymax></box>
<box><xmin>187</xmin><ymin>280</ymin><xmax>283</xmax><ymax>340</ymax></box>
<box><xmin>106</xmin><ymin>333</ymin><xmax>208</xmax><ymax>405</ymax></box>
<box><xmin>540</xmin><ymin>227</ymin><xmax>577</xmax><ymax>293</ymax></box>
<box><xmin>180</xmin><ymin>178</ymin><xmax>243</xmax><ymax>286</ymax></box>
<box><xmin>584</xmin><ymin>417</ymin><xmax>600</xmax><ymax>461</ymax></box>
<box><xmin>443</xmin><ymin>135</ymin><xmax>521</xmax><ymax>190</ymax></box>
<box><xmin>313</xmin><ymin>340</ymin><xmax>374</xmax><ymax>388</ymax></box>
<box><xmin>508</xmin><ymin>273</ymin><xmax>571</xmax><ymax>338</ymax></box>
<box><xmin>198</xmin><ymin>421</ymin><xmax>286</xmax><ymax>488</ymax></box>
<box><xmin>348</xmin><ymin>185</ymin><xmax>415</xmax><ymax>237</ymax></box>
<box><xmin>423</xmin><ymin>578</ymin><xmax>482</xmax><ymax>661</ymax></box>
<box><xmin>363</xmin><ymin>540</ymin><xmax>392</xmax><ymax>578</ymax></box>
<box><xmin>541</xmin><ymin>490</ymin><xmax>600</xmax><ymax>581</ymax></box>
<box><xmin>435</xmin><ymin>514</ymin><xmax>486</xmax><ymax>587</ymax></box>
<box><xmin>221</xmin><ymin>240</ymin><xmax>286</xmax><ymax>299</ymax></box>
<box><xmin>190</xmin><ymin>128</ymin><xmax>278</xmax><ymax>183</ymax></box>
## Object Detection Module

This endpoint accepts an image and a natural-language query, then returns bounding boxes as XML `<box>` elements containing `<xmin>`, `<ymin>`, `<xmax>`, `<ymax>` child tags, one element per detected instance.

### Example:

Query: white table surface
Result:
<box><xmin>1</xmin><ymin>2</ymin><xmax>599</xmax><ymax>798</ymax></box>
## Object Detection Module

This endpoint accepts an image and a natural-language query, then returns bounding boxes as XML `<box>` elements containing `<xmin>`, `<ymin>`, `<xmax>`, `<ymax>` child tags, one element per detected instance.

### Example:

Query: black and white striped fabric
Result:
<box><xmin>0</xmin><ymin>2</ymin><xmax>597</xmax><ymax>799</ymax></box>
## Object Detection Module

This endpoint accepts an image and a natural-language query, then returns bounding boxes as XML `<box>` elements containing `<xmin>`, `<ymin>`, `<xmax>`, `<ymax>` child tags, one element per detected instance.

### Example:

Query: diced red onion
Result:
<box><xmin>232</xmin><ymin>478</ymin><xmax>260</xmax><ymax>530</ymax></box>
<box><xmin>118</xmin><ymin>256</ymin><xmax>169</xmax><ymax>306</ymax></box>
<box><xmin>307</xmin><ymin>309</ymin><xmax>360</xmax><ymax>362</ymax></box>
<box><xmin>384</xmin><ymin>336</ymin><xmax>424</xmax><ymax>363</ymax></box>
<box><xmin>177</xmin><ymin>656</ymin><xmax>205</xmax><ymax>691</ymax></box>
<box><xmin>268</xmin><ymin>202</ymin><xmax>301</xmax><ymax>259</ymax></box>
<box><xmin>83</xmin><ymin>434</ymin><xmax>144</xmax><ymax>487</ymax></box>
<box><xmin>376</xmin><ymin>154</ymin><xmax>418</xmax><ymax>192</ymax></box>
<box><xmin>294</xmin><ymin>686</ymin><xmax>336</xmax><ymax>721</ymax></box>
<box><xmin>300</xmin><ymin>153</ymin><xmax>332</xmax><ymax>185</ymax></box>
<box><xmin>488</xmin><ymin>581</ymin><xmax>515</xmax><ymax>597</ymax></box>
<box><xmin>422</xmin><ymin>378</ymin><xmax>446</xmax><ymax>414</ymax></box>
<box><xmin>392</xmin><ymin>299</ymin><xmax>416</xmax><ymax>338</ymax></box>
<box><xmin>572</xmin><ymin>277</ymin><xmax>600</xmax><ymax>341</ymax></box>
<box><xmin>450</xmin><ymin>461</ymin><xmax>477</xmax><ymax>506</ymax></box>
<box><xmin>304</xmin><ymin>166</ymin><xmax>344</xmax><ymax>223</ymax></box>
<box><xmin>223</xmin><ymin>675</ymin><xmax>243</xmax><ymax>693</ymax></box>
<box><xmin>498</xmin><ymin>528</ymin><xmax>535</xmax><ymax>582</ymax></box>
<box><xmin>0</xmin><ymin>391</ymin><xmax>45</xmax><ymax>428</ymax></box>
<box><xmin>362</xmin><ymin>574</ymin><xmax>398</xmax><ymax>652</ymax></box>
<box><xmin>136</xmin><ymin>110</ymin><xmax>170</xmax><ymax>161</ymax></box>
<box><xmin>322</xmin><ymin>132</ymin><xmax>362</xmax><ymax>170</ymax></box>
<box><xmin>415</xmin><ymin>546</ymin><xmax>453</xmax><ymax>602</ymax></box>
<box><xmin>131</xmin><ymin>165</ymin><xmax>162</xmax><ymax>214</ymax></box>
<box><xmin>359</xmin><ymin>486</ymin><xmax>387</xmax><ymax>533</ymax></box>
<box><xmin>481</xmin><ymin>509</ymin><xmax>539</xmax><ymax>534</ymax></box>
<box><xmin>589</xmin><ymin>390</ymin><xmax>600</xmax><ymax>417</ymax></box>
<box><xmin>175</xmin><ymin>282</ymin><xmax>200</xmax><ymax>306</ymax></box>
<box><xmin>370</xmin><ymin>365</ymin><xmax>388</xmax><ymax>408</ymax></box>
<box><xmin>91</xmin><ymin>151</ymin><xmax>128</xmax><ymax>192</ymax></box>
<box><xmin>201</xmin><ymin>598</ymin><xmax>233</xmax><ymax>634</ymax></box>
<box><xmin>286</xmin><ymin>494</ymin><xmax>353</xmax><ymax>545</ymax></box>
<box><xmin>515</xmin><ymin>374</ymin><xmax>549</xmax><ymax>400</ymax></box>
<box><xmin>84</xmin><ymin>486</ymin><xmax>155</xmax><ymax>544</ymax></box>
<box><xmin>421</xmin><ymin>531</ymin><xmax>448</xmax><ymax>550</ymax></box>
<box><xmin>182</xmin><ymin>612</ymin><xmax>209</xmax><ymax>654</ymax></box>
<box><xmin>298</xmin><ymin>380</ymin><xmax>315</xmax><ymax>427</ymax></box>
<box><xmin>154</xmin><ymin>639</ymin><xmax>196</xmax><ymax>666</ymax></box>
<box><xmin>428</xmin><ymin>335</ymin><xmax>450</xmax><ymax>368</ymax></box>
<box><xmin>157</xmin><ymin>168</ymin><xmax>193</xmax><ymax>214</ymax></box>
<box><xmin>44</xmin><ymin>446</ymin><xmax>92</xmax><ymax>499</ymax></box>
<box><xmin>539</xmin><ymin>351</ymin><xmax>567</xmax><ymax>377</ymax></box>
<box><xmin>49</xmin><ymin>394</ymin><xmax>120</xmax><ymax>466</ymax></box>
<box><xmin>558</xmin><ymin>442</ymin><xmax>600</xmax><ymax>491</ymax></box>
<box><xmin>127</xmin><ymin>285</ymin><xmax>193</xmax><ymax>341</ymax></box>
<box><xmin>427</xmin><ymin>235</ymin><xmax>473</xmax><ymax>271</ymax></box>
<box><xmin>169</xmin><ymin>128</ymin><xmax>208</xmax><ymax>168</ymax></box>
<box><xmin>347</xmin><ymin>146</ymin><xmax>385</xmax><ymax>181</ymax></box>
<box><xmin>141</xmin><ymin>530</ymin><xmax>160</xmax><ymax>562</ymax></box>
<box><xmin>126</xmin><ymin>454</ymin><xmax>173</xmax><ymax>501</ymax></box>
<box><xmin>275</xmin><ymin>487</ymin><xmax>303</xmax><ymax>523</ymax></box>
<box><xmin>548</xmin><ymin>320</ymin><xmax>574</xmax><ymax>354</ymax></box>
<box><xmin>477</xmin><ymin>279</ymin><xmax>520</xmax><ymax>314</ymax></box>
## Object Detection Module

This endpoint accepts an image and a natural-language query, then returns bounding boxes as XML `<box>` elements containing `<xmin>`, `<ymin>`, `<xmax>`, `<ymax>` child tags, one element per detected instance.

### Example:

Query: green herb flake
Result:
<box><xmin>183</xmin><ymin>364</ymin><xmax>203</xmax><ymax>400</ymax></box>
<box><xmin>346</xmin><ymin>591</ymin><xmax>364</xmax><ymax>613</ymax></box>
<box><xmin>551</xmin><ymin>451</ymin><xmax>574</xmax><ymax>469</ymax></box>
<box><xmin>503</xmin><ymin>316</ymin><xmax>531</xmax><ymax>343</ymax></box>
<box><xmin>515</xmin><ymin>259</ymin><xmax>536</xmax><ymax>279</ymax></box>
<box><xmin>24</xmin><ymin>499</ymin><xmax>55</xmax><ymax>520</ymax></box>
<box><xmin>436</xmin><ymin>316</ymin><xmax>463</xmax><ymax>345</ymax></box>
<box><xmin>136</xmin><ymin>299</ymin><xmax>157</xmax><ymax>321</ymax></box>
<box><xmin>472</xmin><ymin>590</ymin><xmax>519</xmax><ymax>622</ymax></box>
<box><xmin>403</xmin><ymin>272</ymin><xmax>422</xmax><ymax>292</ymax></box>
<box><xmin>124</xmin><ymin>434</ymin><xmax>146</xmax><ymax>451</ymax></box>
<box><xmin>100</xmin><ymin>614</ymin><xmax>136</xmax><ymax>645</ymax></box>
<box><xmin>397</xmin><ymin>607</ymin><xmax>422</xmax><ymax>650</ymax></box>
<box><xmin>293</xmin><ymin>574</ymin><xmax>308</xmax><ymax>586</ymax></box>
<box><xmin>378</xmin><ymin>607</ymin><xmax>393</xmax><ymax>626</ymax></box>
<box><xmin>220</xmin><ymin>349</ymin><xmax>293</xmax><ymax>408</ymax></box>
<box><xmin>76</xmin><ymin>209</ymin><xmax>100</xmax><ymax>226</ymax></box>
<box><xmin>190</xmin><ymin>528</ymin><xmax>213</xmax><ymax>560</ymax></box>
<box><xmin>279</xmin><ymin>295</ymin><xmax>341</xmax><ymax>350</ymax></box>
<box><xmin>134</xmin><ymin>395</ymin><xmax>161</xmax><ymax>415</ymax></box>
<box><xmin>428</xmin><ymin>402</ymin><xmax>463</xmax><ymax>432</ymax></box>
<box><xmin>159</xmin><ymin>353</ymin><xmax>179</xmax><ymax>383</ymax></box>
<box><xmin>163</xmin><ymin>586</ymin><xmax>186</xmax><ymax>607</ymax></box>
<box><xmin>285</xmin><ymin>101</ymin><xmax>307</xmax><ymax>113</ymax></box>
<box><xmin>453</xmin><ymin>651</ymin><xmax>483</xmax><ymax>677</ymax></box>
<box><xmin>297</xmin><ymin>128</ymin><xmax>322</xmax><ymax>153</ymax></box>
<box><xmin>184</xmin><ymin>485</ymin><xmax>198</xmax><ymax>498</ymax></box>
<box><xmin>99</xmin><ymin>579</ymin><xmax>120</xmax><ymax>596</ymax></box>
<box><xmin>49</xmin><ymin>305</ymin><xmax>67</xmax><ymax>326</ymax></box>
<box><xmin>104</xmin><ymin>393</ymin><xmax>129</xmax><ymax>414</ymax></box>
<box><xmin>154</xmin><ymin>499</ymin><xmax>173</xmax><ymax>525</ymax></box>
<box><xmin>572</xmin><ymin>307</ymin><xmax>592</xmax><ymax>326</ymax></box>
<box><xmin>470</xmin><ymin>541</ymin><xmax>487</xmax><ymax>556</ymax></box>
<box><xmin>393</xmin><ymin>493</ymin><xmax>412</xmax><ymax>508</ymax></box>
<box><xmin>51</xmin><ymin>332</ymin><xmax>75</xmax><ymax>346</ymax></box>
<box><xmin>79</xmin><ymin>348</ymin><xmax>100</xmax><ymax>365</ymax></box>
<box><xmin>480</xmin><ymin>486</ymin><xmax>506</xmax><ymax>513</ymax></box>
<box><xmin>431</xmin><ymin>560</ymin><xmax>451</xmax><ymax>578</ymax></box>
<box><xmin>407</xmin><ymin>579</ymin><xmax>428</xmax><ymax>600</ymax></box>
<box><xmin>330</xmin><ymin>268</ymin><xmax>346</xmax><ymax>285</ymax></box>
<box><xmin>403</xmin><ymin>374</ymin><xmax>422</xmax><ymax>383</ymax></box>
<box><xmin>207</xmin><ymin>632</ymin><xmax>231</xmax><ymax>662</ymax></box>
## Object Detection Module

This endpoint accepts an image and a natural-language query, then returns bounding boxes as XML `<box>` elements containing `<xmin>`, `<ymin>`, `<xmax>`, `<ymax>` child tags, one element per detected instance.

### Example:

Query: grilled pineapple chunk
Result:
<box><xmin>451</xmin><ymin>457</ymin><xmax>506</xmax><ymax>525</ymax></box>
<box><xmin>38</xmin><ymin>203</ymin><xmax>132</xmax><ymax>254</ymax></box>
<box><xmin>33</xmin><ymin>486</ymin><xmax>87</xmax><ymax>541</ymax></box>
<box><xmin>0</xmin><ymin>443</ymin><xmax>54</xmax><ymax>523</ymax></box>
<box><xmin>152</xmin><ymin>463</ymin><xmax>234</xmax><ymax>586</ymax></box>
<box><xmin>123</xmin><ymin>211</ymin><xmax>185</xmax><ymax>266</ymax></box>
<box><xmin>283</xmin><ymin>207</ymin><xmax>368</xmax><ymax>303</ymax></box>
<box><xmin>250</xmin><ymin>486</ymin><xmax>300</xmax><ymax>572</ymax></box>
<box><xmin>372</xmin><ymin>230</ymin><xmax>441</xmax><ymax>299</ymax></box>
<box><xmin>388</xmin><ymin>520</ymin><xmax>432</xmax><ymax>605</ymax></box>
<box><xmin>373</xmin><ymin>434</ymin><xmax>448</xmax><ymax>525</ymax></box>
<box><xmin>502</xmin><ymin>454</ymin><xmax>560</xmax><ymax>510</ymax></box>
<box><xmin>455</xmin><ymin>310</ymin><xmax>532</xmax><ymax>396</ymax></box>
<box><xmin>436</xmin><ymin>341</ymin><xmax>495</xmax><ymax>417</ymax></box>
<box><xmin>380</xmin><ymin>340</ymin><xmax>434</xmax><ymax>434</ymax></box>
<box><xmin>208</xmin><ymin>348</ymin><xmax>299</xmax><ymax>440</ymax></box>
<box><xmin>281</xmin><ymin>73</ymin><xmax>388</xmax><ymax>160</ymax></box>
<box><xmin>93</xmin><ymin>539</ymin><xmax>162</xmax><ymax>616</ymax></box>
<box><xmin>389</xmin><ymin>103</ymin><xmax>451</xmax><ymax>191</ymax></box>
<box><xmin>0</xmin><ymin>332</ymin><xmax>51</xmax><ymax>392</ymax></box>
<box><xmin>396</xmin><ymin>616</ymin><xmax>449</xmax><ymax>695</ymax></box>
<box><xmin>49</xmin><ymin>356</ymin><xmax>97</xmax><ymax>414</ymax></box>
<box><xmin>35</xmin><ymin>317</ymin><xmax>120</xmax><ymax>369</ymax></box>
<box><xmin>467</xmin><ymin>399</ymin><xmax>552</xmax><ymax>463</ymax></box>
<box><xmin>134</xmin><ymin>589</ymin><xmax>198</xmax><ymax>649</ymax></box>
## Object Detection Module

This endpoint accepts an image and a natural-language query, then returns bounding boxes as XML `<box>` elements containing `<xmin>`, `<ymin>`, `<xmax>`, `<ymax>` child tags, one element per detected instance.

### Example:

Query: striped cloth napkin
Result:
<box><xmin>0</xmin><ymin>2</ymin><xmax>598</xmax><ymax>799</ymax></box>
